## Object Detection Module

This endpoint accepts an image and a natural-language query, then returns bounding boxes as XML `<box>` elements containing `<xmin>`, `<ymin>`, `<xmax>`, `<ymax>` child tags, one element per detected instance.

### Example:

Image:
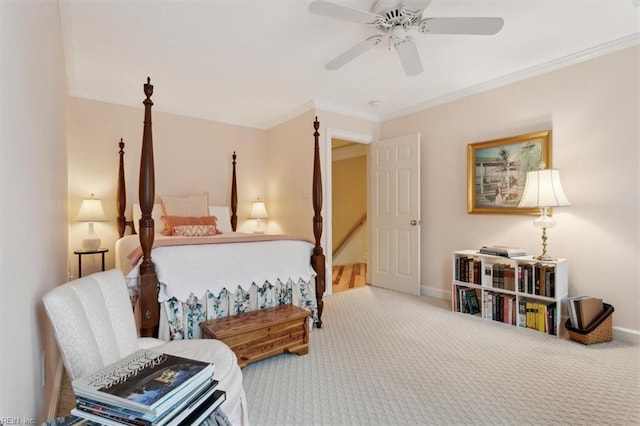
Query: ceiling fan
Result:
<box><xmin>309</xmin><ymin>0</ymin><xmax>504</xmax><ymax>76</ymax></box>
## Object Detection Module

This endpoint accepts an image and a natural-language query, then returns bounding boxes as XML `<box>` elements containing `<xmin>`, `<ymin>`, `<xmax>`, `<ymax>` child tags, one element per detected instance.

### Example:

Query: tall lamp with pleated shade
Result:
<box><xmin>75</xmin><ymin>194</ymin><xmax>108</xmax><ymax>250</ymax></box>
<box><xmin>518</xmin><ymin>168</ymin><xmax>571</xmax><ymax>261</ymax></box>
<box><xmin>249</xmin><ymin>198</ymin><xmax>268</xmax><ymax>234</ymax></box>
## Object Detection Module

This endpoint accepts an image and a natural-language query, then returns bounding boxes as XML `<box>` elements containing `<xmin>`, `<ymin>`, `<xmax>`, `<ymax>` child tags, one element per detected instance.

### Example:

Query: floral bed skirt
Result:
<box><xmin>159</xmin><ymin>277</ymin><xmax>318</xmax><ymax>340</ymax></box>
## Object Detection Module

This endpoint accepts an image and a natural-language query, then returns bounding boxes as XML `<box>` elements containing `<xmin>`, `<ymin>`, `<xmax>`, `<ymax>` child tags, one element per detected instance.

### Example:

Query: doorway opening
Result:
<box><xmin>331</xmin><ymin>138</ymin><xmax>368</xmax><ymax>294</ymax></box>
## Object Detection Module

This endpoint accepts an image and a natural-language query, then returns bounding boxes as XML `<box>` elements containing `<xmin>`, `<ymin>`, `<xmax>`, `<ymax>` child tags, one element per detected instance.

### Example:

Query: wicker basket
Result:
<box><xmin>565</xmin><ymin>303</ymin><xmax>614</xmax><ymax>345</ymax></box>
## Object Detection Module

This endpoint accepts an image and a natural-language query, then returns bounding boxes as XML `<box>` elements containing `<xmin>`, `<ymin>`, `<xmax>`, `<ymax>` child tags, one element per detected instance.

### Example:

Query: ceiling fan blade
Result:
<box><xmin>309</xmin><ymin>0</ymin><xmax>381</xmax><ymax>25</ymax></box>
<box><xmin>395</xmin><ymin>37</ymin><xmax>423</xmax><ymax>76</ymax></box>
<box><xmin>402</xmin><ymin>0</ymin><xmax>433</xmax><ymax>13</ymax></box>
<box><xmin>418</xmin><ymin>17</ymin><xmax>504</xmax><ymax>35</ymax></box>
<box><xmin>326</xmin><ymin>36</ymin><xmax>382</xmax><ymax>70</ymax></box>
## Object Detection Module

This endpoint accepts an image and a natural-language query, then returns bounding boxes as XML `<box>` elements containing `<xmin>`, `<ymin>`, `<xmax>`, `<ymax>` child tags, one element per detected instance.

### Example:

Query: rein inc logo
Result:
<box><xmin>0</xmin><ymin>418</ymin><xmax>35</xmax><ymax>425</ymax></box>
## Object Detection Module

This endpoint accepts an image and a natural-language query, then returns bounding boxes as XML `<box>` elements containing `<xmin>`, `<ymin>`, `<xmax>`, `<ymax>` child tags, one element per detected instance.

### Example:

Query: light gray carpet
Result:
<box><xmin>241</xmin><ymin>286</ymin><xmax>640</xmax><ymax>426</ymax></box>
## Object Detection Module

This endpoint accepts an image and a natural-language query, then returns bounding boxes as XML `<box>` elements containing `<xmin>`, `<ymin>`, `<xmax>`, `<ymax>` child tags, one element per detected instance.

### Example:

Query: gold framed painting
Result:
<box><xmin>467</xmin><ymin>130</ymin><xmax>551</xmax><ymax>214</ymax></box>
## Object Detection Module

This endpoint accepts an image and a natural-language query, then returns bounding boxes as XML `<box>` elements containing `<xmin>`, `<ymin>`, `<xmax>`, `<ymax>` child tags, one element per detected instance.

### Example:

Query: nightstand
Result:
<box><xmin>74</xmin><ymin>248</ymin><xmax>108</xmax><ymax>277</ymax></box>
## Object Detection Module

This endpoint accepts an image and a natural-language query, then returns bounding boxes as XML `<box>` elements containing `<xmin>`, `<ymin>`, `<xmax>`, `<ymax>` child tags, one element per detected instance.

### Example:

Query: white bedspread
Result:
<box><xmin>116</xmin><ymin>233</ymin><xmax>316</xmax><ymax>302</ymax></box>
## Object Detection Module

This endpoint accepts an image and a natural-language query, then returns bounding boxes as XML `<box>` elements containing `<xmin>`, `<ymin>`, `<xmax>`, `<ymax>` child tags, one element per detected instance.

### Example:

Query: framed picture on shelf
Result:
<box><xmin>467</xmin><ymin>130</ymin><xmax>551</xmax><ymax>214</ymax></box>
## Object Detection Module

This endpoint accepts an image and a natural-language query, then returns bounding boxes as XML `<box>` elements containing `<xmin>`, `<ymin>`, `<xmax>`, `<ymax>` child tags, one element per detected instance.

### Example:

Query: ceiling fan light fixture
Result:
<box><xmin>391</xmin><ymin>26</ymin><xmax>408</xmax><ymax>45</ymax></box>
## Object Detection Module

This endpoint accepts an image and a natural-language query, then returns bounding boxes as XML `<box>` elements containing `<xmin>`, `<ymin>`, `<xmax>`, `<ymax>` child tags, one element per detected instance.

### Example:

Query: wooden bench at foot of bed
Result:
<box><xmin>201</xmin><ymin>304</ymin><xmax>310</xmax><ymax>368</ymax></box>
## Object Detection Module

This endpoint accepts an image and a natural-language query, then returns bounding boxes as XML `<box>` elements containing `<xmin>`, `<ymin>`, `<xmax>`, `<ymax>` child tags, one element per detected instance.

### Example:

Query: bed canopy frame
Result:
<box><xmin>117</xmin><ymin>78</ymin><xmax>325</xmax><ymax>337</ymax></box>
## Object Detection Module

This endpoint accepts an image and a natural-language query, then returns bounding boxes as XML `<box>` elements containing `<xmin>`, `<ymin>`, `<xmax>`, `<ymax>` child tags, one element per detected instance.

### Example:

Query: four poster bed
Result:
<box><xmin>115</xmin><ymin>78</ymin><xmax>326</xmax><ymax>340</ymax></box>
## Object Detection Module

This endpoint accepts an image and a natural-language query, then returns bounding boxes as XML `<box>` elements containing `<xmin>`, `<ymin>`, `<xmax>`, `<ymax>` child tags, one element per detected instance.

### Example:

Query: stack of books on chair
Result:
<box><xmin>70</xmin><ymin>349</ymin><xmax>225</xmax><ymax>426</ymax></box>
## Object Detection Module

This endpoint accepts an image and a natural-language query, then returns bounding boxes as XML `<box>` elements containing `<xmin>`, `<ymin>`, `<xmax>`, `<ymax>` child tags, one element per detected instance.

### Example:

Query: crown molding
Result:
<box><xmin>382</xmin><ymin>33</ymin><xmax>640</xmax><ymax>122</ymax></box>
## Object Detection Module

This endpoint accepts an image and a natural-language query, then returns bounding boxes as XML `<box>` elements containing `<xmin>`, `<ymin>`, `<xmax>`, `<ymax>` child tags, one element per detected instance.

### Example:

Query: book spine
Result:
<box><xmin>536</xmin><ymin>303</ymin><xmax>546</xmax><ymax>332</ymax></box>
<box><xmin>517</xmin><ymin>265</ymin><xmax>523</xmax><ymax>292</ymax></box>
<box><xmin>518</xmin><ymin>300</ymin><xmax>526</xmax><ymax>327</ymax></box>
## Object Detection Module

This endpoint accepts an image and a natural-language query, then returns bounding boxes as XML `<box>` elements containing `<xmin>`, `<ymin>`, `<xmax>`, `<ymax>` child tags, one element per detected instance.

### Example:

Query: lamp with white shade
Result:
<box><xmin>249</xmin><ymin>199</ymin><xmax>268</xmax><ymax>234</ymax></box>
<box><xmin>75</xmin><ymin>194</ymin><xmax>108</xmax><ymax>250</ymax></box>
<box><xmin>518</xmin><ymin>168</ymin><xmax>571</xmax><ymax>261</ymax></box>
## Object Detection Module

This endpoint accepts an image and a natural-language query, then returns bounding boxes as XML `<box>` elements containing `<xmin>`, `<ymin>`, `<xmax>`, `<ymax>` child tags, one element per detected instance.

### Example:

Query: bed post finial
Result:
<box><xmin>144</xmin><ymin>77</ymin><xmax>153</xmax><ymax>102</ymax></box>
<box><xmin>231</xmin><ymin>151</ymin><xmax>238</xmax><ymax>232</ymax></box>
<box><xmin>311</xmin><ymin>116</ymin><xmax>325</xmax><ymax>328</ymax></box>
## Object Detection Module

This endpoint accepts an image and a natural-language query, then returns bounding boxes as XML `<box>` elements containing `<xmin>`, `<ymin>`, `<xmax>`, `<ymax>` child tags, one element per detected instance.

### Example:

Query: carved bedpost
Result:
<box><xmin>117</xmin><ymin>138</ymin><xmax>127</xmax><ymax>238</ymax></box>
<box><xmin>138</xmin><ymin>77</ymin><xmax>159</xmax><ymax>337</ymax></box>
<box><xmin>231</xmin><ymin>151</ymin><xmax>238</xmax><ymax>232</ymax></box>
<box><xmin>311</xmin><ymin>117</ymin><xmax>325</xmax><ymax>328</ymax></box>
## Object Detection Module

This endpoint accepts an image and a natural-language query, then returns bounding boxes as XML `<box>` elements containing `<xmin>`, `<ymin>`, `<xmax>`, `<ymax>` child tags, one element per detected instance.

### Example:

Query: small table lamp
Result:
<box><xmin>75</xmin><ymin>194</ymin><xmax>108</xmax><ymax>250</ymax></box>
<box><xmin>518</xmin><ymin>168</ymin><xmax>571</xmax><ymax>261</ymax></box>
<box><xmin>249</xmin><ymin>199</ymin><xmax>268</xmax><ymax>234</ymax></box>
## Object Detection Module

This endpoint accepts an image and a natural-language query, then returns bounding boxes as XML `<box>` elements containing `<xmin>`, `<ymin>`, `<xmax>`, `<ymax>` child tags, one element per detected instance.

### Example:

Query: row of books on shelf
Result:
<box><xmin>70</xmin><ymin>349</ymin><xmax>225</xmax><ymax>426</ymax></box>
<box><xmin>453</xmin><ymin>286</ymin><xmax>480</xmax><ymax>314</ymax></box>
<box><xmin>454</xmin><ymin>256</ymin><xmax>482</xmax><ymax>285</ymax></box>
<box><xmin>520</xmin><ymin>299</ymin><xmax>557</xmax><ymax>335</ymax></box>
<box><xmin>483</xmin><ymin>292</ymin><xmax>517</xmax><ymax>325</ymax></box>
<box><xmin>518</xmin><ymin>263</ymin><xmax>556</xmax><ymax>298</ymax></box>
<box><xmin>453</xmin><ymin>286</ymin><xmax>557</xmax><ymax>335</ymax></box>
<box><xmin>454</xmin><ymin>256</ymin><xmax>556</xmax><ymax>298</ymax></box>
<box><xmin>490</xmin><ymin>263</ymin><xmax>516</xmax><ymax>291</ymax></box>
<box><xmin>566</xmin><ymin>296</ymin><xmax>604</xmax><ymax>330</ymax></box>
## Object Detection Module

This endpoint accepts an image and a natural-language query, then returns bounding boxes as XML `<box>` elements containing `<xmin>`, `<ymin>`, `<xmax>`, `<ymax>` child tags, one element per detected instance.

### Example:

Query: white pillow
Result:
<box><xmin>208</xmin><ymin>206</ymin><xmax>232</xmax><ymax>233</ymax></box>
<box><xmin>161</xmin><ymin>193</ymin><xmax>209</xmax><ymax>217</ymax></box>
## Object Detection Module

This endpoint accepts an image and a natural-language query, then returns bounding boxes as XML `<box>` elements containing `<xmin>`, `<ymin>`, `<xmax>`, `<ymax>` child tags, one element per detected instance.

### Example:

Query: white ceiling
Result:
<box><xmin>59</xmin><ymin>1</ymin><xmax>639</xmax><ymax>129</ymax></box>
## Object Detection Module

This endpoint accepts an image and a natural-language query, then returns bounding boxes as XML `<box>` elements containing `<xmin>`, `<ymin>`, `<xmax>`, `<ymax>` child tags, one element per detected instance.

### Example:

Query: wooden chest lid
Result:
<box><xmin>202</xmin><ymin>304</ymin><xmax>310</xmax><ymax>338</ymax></box>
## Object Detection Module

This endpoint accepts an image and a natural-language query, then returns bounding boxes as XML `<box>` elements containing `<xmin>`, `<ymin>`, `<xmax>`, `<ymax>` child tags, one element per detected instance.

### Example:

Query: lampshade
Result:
<box><xmin>518</xmin><ymin>169</ymin><xmax>570</xmax><ymax>261</ymax></box>
<box><xmin>518</xmin><ymin>169</ymin><xmax>571</xmax><ymax>208</ymax></box>
<box><xmin>74</xmin><ymin>195</ymin><xmax>107</xmax><ymax>222</ymax></box>
<box><xmin>249</xmin><ymin>200</ymin><xmax>268</xmax><ymax>219</ymax></box>
<box><xmin>74</xmin><ymin>194</ymin><xmax>107</xmax><ymax>250</ymax></box>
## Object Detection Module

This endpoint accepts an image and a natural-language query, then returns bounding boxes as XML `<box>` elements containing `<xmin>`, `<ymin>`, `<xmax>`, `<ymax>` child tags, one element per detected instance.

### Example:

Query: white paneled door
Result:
<box><xmin>370</xmin><ymin>133</ymin><xmax>421</xmax><ymax>295</ymax></box>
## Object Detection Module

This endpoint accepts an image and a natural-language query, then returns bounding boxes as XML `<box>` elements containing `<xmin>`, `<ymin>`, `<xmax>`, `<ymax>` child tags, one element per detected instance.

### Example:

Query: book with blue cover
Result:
<box><xmin>72</xmin><ymin>349</ymin><xmax>214</xmax><ymax>417</ymax></box>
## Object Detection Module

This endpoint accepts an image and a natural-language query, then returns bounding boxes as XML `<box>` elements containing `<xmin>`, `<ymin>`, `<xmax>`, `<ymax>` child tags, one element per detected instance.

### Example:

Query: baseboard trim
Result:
<box><xmin>613</xmin><ymin>326</ymin><xmax>640</xmax><ymax>346</ymax></box>
<box><xmin>47</xmin><ymin>357</ymin><xmax>64</xmax><ymax>420</ymax></box>
<box><xmin>421</xmin><ymin>284</ymin><xmax>639</xmax><ymax>346</ymax></box>
<box><xmin>420</xmin><ymin>285</ymin><xmax>450</xmax><ymax>300</ymax></box>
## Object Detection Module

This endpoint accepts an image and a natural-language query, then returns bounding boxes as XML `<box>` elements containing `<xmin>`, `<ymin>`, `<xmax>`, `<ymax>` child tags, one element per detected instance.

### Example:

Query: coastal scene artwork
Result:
<box><xmin>467</xmin><ymin>130</ymin><xmax>551</xmax><ymax>214</ymax></box>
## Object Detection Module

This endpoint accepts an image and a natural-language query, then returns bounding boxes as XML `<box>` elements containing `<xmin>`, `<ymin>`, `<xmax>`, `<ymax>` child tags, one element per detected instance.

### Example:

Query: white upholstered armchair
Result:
<box><xmin>43</xmin><ymin>269</ymin><xmax>248</xmax><ymax>425</ymax></box>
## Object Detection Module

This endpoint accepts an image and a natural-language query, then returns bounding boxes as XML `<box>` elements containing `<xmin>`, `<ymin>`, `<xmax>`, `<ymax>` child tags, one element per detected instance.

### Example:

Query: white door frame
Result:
<box><xmin>323</xmin><ymin>127</ymin><xmax>375</xmax><ymax>296</ymax></box>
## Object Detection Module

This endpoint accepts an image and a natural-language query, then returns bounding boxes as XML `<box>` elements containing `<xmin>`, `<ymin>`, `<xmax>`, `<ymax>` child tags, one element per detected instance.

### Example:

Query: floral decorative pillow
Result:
<box><xmin>162</xmin><ymin>215</ymin><xmax>221</xmax><ymax>236</ymax></box>
<box><xmin>172</xmin><ymin>224</ymin><xmax>221</xmax><ymax>237</ymax></box>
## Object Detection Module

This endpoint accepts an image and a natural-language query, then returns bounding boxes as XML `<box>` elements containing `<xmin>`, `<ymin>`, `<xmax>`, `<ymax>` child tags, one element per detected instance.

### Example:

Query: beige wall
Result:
<box><xmin>67</xmin><ymin>97</ymin><xmax>269</xmax><ymax>276</ymax></box>
<box><xmin>381</xmin><ymin>46</ymin><xmax>640</xmax><ymax>337</ymax></box>
<box><xmin>332</xmin><ymin>155</ymin><xmax>367</xmax><ymax>253</ymax></box>
<box><xmin>264</xmin><ymin>110</ymin><xmax>318</xmax><ymax>238</ymax></box>
<box><xmin>1</xmin><ymin>1</ymin><xmax>69</xmax><ymax>421</ymax></box>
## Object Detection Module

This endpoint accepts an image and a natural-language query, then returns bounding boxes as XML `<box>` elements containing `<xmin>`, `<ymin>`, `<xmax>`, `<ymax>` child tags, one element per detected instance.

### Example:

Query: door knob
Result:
<box><xmin>410</xmin><ymin>220</ymin><xmax>418</xmax><ymax>226</ymax></box>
